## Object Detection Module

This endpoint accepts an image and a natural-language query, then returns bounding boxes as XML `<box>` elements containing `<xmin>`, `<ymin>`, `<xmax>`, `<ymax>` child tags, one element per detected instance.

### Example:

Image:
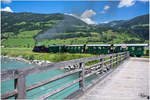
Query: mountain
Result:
<box><xmin>121</xmin><ymin>14</ymin><xmax>149</xmax><ymax>27</ymax></box>
<box><xmin>1</xmin><ymin>11</ymin><xmax>149</xmax><ymax>48</ymax></box>
<box><xmin>34</xmin><ymin>14</ymin><xmax>88</xmax><ymax>41</ymax></box>
<box><xmin>98</xmin><ymin>20</ymin><xmax>127</xmax><ymax>28</ymax></box>
<box><xmin>2</xmin><ymin>11</ymin><xmax>87</xmax><ymax>35</ymax></box>
<box><xmin>98</xmin><ymin>14</ymin><xmax>149</xmax><ymax>40</ymax></box>
<box><xmin>98</xmin><ymin>14</ymin><xmax>149</xmax><ymax>28</ymax></box>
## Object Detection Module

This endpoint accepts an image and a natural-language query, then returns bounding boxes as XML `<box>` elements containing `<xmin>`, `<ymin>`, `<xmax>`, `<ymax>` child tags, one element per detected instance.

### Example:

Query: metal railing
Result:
<box><xmin>1</xmin><ymin>51</ymin><xmax>129</xmax><ymax>99</ymax></box>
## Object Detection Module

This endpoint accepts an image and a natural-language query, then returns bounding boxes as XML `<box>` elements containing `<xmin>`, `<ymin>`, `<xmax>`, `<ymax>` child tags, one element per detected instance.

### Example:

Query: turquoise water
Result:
<box><xmin>1</xmin><ymin>57</ymin><xmax>96</xmax><ymax>99</ymax></box>
<box><xmin>1</xmin><ymin>57</ymin><xmax>34</xmax><ymax>70</ymax></box>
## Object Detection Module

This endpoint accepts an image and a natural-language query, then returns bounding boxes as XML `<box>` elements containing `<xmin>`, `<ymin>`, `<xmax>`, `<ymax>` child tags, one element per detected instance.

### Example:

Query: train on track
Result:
<box><xmin>33</xmin><ymin>44</ymin><xmax>149</xmax><ymax>57</ymax></box>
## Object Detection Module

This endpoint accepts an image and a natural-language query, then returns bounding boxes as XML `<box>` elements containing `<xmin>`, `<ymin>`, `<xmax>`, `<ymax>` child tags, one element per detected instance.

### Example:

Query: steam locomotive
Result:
<box><xmin>33</xmin><ymin>44</ymin><xmax>149</xmax><ymax>57</ymax></box>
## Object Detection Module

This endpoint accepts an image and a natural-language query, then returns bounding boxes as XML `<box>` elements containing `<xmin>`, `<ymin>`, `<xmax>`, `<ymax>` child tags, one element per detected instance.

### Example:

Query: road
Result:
<box><xmin>79</xmin><ymin>57</ymin><xmax>149</xmax><ymax>100</ymax></box>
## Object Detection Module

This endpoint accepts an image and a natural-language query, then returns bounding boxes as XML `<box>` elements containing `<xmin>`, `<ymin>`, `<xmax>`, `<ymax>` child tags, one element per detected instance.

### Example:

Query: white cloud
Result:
<box><xmin>1</xmin><ymin>7</ymin><xmax>13</xmax><ymax>12</ymax></box>
<box><xmin>80</xmin><ymin>9</ymin><xmax>96</xmax><ymax>24</ymax></box>
<box><xmin>81</xmin><ymin>9</ymin><xmax>96</xmax><ymax>18</ymax></box>
<box><xmin>66</xmin><ymin>9</ymin><xmax>96</xmax><ymax>24</ymax></box>
<box><xmin>100</xmin><ymin>11</ymin><xmax>105</xmax><ymax>14</ymax></box>
<box><xmin>101</xmin><ymin>5</ymin><xmax>110</xmax><ymax>14</ymax></box>
<box><xmin>118</xmin><ymin>0</ymin><xmax>135</xmax><ymax>8</ymax></box>
<box><xmin>118</xmin><ymin>0</ymin><xmax>149</xmax><ymax>8</ymax></box>
<box><xmin>81</xmin><ymin>18</ymin><xmax>95</xmax><ymax>24</ymax></box>
<box><xmin>2</xmin><ymin>0</ymin><xmax>12</xmax><ymax>4</ymax></box>
<box><xmin>138</xmin><ymin>0</ymin><xmax>149</xmax><ymax>2</ymax></box>
<box><xmin>104</xmin><ymin>5</ymin><xmax>110</xmax><ymax>10</ymax></box>
<box><xmin>100</xmin><ymin>21</ymin><xmax>109</xmax><ymax>24</ymax></box>
<box><xmin>66</xmin><ymin>13</ymin><xmax>81</xmax><ymax>20</ymax></box>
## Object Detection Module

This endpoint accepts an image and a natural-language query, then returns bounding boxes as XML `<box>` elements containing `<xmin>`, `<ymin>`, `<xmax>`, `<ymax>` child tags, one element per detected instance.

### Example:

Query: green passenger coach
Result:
<box><xmin>33</xmin><ymin>44</ymin><xmax>148</xmax><ymax>57</ymax></box>
<box><xmin>65</xmin><ymin>45</ymin><xmax>84</xmax><ymax>53</ymax></box>
<box><xmin>126</xmin><ymin>44</ymin><xmax>148</xmax><ymax>57</ymax></box>
<box><xmin>114</xmin><ymin>44</ymin><xmax>148</xmax><ymax>57</ymax></box>
<box><xmin>86</xmin><ymin>44</ymin><xmax>111</xmax><ymax>54</ymax></box>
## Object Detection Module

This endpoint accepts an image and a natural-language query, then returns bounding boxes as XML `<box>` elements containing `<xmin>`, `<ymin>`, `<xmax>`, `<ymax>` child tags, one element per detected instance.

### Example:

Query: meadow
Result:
<box><xmin>1</xmin><ymin>48</ymin><xmax>96</xmax><ymax>62</ymax></box>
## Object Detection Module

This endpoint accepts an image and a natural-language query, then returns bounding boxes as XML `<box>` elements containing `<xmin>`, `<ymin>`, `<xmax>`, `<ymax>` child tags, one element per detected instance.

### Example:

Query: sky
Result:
<box><xmin>1</xmin><ymin>0</ymin><xmax>149</xmax><ymax>24</ymax></box>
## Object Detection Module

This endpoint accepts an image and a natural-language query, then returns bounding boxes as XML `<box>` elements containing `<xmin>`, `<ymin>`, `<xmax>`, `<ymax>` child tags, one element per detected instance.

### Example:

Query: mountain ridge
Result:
<box><xmin>1</xmin><ymin>11</ymin><xmax>149</xmax><ymax>47</ymax></box>
<box><xmin>98</xmin><ymin>14</ymin><xmax>149</xmax><ymax>28</ymax></box>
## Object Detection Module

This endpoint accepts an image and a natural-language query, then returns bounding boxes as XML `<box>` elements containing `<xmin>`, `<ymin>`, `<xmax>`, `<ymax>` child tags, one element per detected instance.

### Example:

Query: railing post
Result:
<box><xmin>122</xmin><ymin>53</ymin><xmax>124</xmax><ymax>61</ymax></box>
<box><xmin>79</xmin><ymin>62</ymin><xmax>85</xmax><ymax>92</ymax></box>
<box><xmin>15</xmin><ymin>72</ymin><xmax>26</xmax><ymax>99</ymax></box>
<box><xmin>120</xmin><ymin>53</ymin><xmax>122</xmax><ymax>63</ymax></box>
<box><xmin>100</xmin><ymin>58</ymin><xmax>104</xmax><ymax>68</ymax></box>
<box><xmin>125</xmin><ymin>53</ymin><xmax>126</xmax><ymax>60</ymax></box>
<box><xmin>127</xmin><ymin>51</ymin><xmax>130</xmax><ymax>59</ymax></box>
<box><xmin>99</xmin><ymin>58</ymin><xmax>104</xmax><ymax>73</ymax></box>
<box><xmin>116</xmin><ymin>53</ymin><xmax>118</xmax><ymax>66</ymax></box>
<box><xmin>101</xmin><ymin>58</ymin><xmax>104</xmax><ymax>68</ymax></box>
<box><xmin>123</xmin><ymin>52</ymin><xmax>126</xmax><ymax>60</ymax></box>
<box><xmin>110</xmin><ymin>55</ymin><xmax>113</xmax><ymax>68</ymax></box>
<box><xmin>124</xmin><ymin>52</ymin><xmax>126</xmax><ymax>60</ymax></box>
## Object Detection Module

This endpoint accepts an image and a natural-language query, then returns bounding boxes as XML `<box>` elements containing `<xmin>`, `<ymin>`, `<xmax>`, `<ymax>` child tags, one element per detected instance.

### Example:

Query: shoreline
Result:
<box><xmin>1</xmin><ymin>55</ymin><xmax>52</xmax><ymax>66</ymax></box>
<box><xmin>1</xmin><ymin>55</ymin><xmax>81</xmax><ymax>71</ymax></box>
<box><xmin>1</xmin><ymin>55</ymin><xmax>104</xmax><ymax>72</ymax></box>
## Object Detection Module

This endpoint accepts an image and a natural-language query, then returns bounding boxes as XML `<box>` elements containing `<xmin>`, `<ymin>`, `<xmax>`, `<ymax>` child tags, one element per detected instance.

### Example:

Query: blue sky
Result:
<box><xmin>1</xmin><ymin>0</ymin><xmax>149</xmax><ymax>24</ymax></box>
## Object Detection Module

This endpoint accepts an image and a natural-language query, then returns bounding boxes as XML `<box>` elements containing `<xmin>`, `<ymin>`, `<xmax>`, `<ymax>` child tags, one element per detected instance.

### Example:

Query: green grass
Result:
<box><xmin>141</xmin><ymin>56</ymin><xmax>149</xmax><ymax>58</ymax></box>
<box><xmin>2</xmin><ymin>48</ymin><xmax>96</xmax><ymax>62</ymax></box>
<box><xmin>2</xmin><ymin>30</ymin><xmax>41</xmax><ymax>48</ymax></box>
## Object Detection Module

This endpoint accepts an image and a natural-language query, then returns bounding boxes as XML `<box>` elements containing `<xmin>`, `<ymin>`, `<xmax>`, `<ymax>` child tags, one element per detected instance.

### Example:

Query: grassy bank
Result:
<box><xmin>1</xmin><ymin>48</ymin><xmax>96</xmax><ymax>62</ymax></box>
<box><xmin>141</xmin><ymin>56</ymin><xmax>149</xmax><ymax>58</ymax></box>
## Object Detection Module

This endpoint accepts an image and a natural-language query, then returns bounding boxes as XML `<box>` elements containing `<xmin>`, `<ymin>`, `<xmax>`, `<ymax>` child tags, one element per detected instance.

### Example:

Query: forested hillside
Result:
<box><xmin>1</xmin><ymin>11</ymin><xmax>149</xmax><ymax>48</ymax></box>
<box><xmin>98</xmin><ymin>14</ymin><xmax>149</xmax><ymax>40</ymax></box>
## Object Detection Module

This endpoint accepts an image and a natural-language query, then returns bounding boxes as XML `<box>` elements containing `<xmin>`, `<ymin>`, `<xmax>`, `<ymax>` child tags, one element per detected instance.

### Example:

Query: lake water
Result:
<box><xmin>1</xmin><ymin>57</ymin><xmax>96</xmax><ymax>99</ymax></box>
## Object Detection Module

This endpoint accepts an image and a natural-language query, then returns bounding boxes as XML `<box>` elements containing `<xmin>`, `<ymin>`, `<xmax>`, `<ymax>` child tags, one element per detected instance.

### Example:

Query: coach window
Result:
<box><xmin>132</xmin><ymin>47</ymin><xmax>135</xmax><ymax>50</ymax></box>
<box><xmin>137</xmin><ymin>47</ymin><xmax>142</xmax><ymax>51</ymax></box>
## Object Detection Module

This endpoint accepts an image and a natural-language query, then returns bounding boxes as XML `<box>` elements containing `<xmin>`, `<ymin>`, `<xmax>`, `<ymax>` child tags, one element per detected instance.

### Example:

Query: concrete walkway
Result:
<box><xmin>79</xmin><ymin>57</ymin><xmax>149</xmax><ymax>100</ymax></box>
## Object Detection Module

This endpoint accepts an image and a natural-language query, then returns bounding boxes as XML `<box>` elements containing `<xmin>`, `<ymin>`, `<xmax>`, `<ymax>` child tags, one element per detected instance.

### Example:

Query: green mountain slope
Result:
<box><xmin>2</xmin><ymin>12</ymin><xmax>63</xmax><ymax>34</ymax></box>
<box><xmin>98</xmin><ymin>14</ymin><xmax>149</xmax><ymax>28</ymax></box>
<box><xmin>98</xmin><ymin>14</ymin><xmax>149</xmax><ymax>40</ymax></box>
<box><xmin>98</xmin><ymin>20</ymin><xmax>127</xmax><ymax>28</ymax></box>
<box><xmin>1</xmin><ymin>11</ymin><xmax>148</xmax><ymax>48</ymax></box>
<box><xmin>121</xmin><ymin>14</ymin><xmax>149</xmax><ymax>27</ymax></box>
<box><xmin>1</xmin><ymin>11</ymin><xmax>88</xmax><ymax>47</ymax></box>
